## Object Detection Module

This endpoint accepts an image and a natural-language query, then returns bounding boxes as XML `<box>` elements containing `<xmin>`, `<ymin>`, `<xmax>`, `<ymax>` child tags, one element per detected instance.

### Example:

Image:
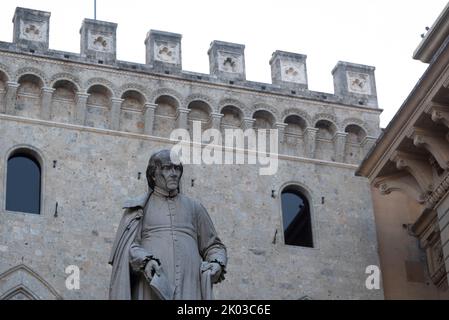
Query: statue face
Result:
<box><xmin>153</xmin><ymin>157</ymin><xmax>182</xmax><ymax>192</ymax></box>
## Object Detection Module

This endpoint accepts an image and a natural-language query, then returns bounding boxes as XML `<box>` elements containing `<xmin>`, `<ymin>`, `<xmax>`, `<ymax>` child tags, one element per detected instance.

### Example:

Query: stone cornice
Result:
<box><xmin>0</xmin><ymin>113</ymin><xmax>359</xmax><ymax>170</ymax></box>
<box><xmin>413</xmin><ymin>3</ymin><xmax>449</xmax><ymax>63</ymax></box>
<box><xmin>356</xmin><ymin>38</ymin><xmax>449</xmax><ymax>179</ymax></box>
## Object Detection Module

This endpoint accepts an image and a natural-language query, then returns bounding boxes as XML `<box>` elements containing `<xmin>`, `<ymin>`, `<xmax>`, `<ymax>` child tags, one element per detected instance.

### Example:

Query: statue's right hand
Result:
<box><xmin>144</xmin><ymin>258</ymin><xmax>162</xmax><ymax>281</ymax></box>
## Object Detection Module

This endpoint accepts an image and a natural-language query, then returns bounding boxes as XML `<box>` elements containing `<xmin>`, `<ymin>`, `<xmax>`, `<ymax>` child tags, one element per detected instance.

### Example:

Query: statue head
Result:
<box><xmin>146</xmin><ymin>149</ymin><xmax>183</xmax><ymax>192</ymax></box>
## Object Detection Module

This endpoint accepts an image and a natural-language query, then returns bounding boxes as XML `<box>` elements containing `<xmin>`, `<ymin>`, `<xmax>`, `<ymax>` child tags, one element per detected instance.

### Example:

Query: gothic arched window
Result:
<box><xmin>281</xmin><ymin>185</ymin><xmax>313</xmax><ymax>248</ymax></box>
<box><xmin>6</xmin><ymin>150</ymin><xmax>41</xmax><ymax>214</ymax></box>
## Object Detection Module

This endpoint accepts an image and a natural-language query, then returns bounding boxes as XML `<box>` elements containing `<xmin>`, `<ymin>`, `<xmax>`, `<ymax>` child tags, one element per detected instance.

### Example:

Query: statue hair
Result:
<box><xmin>146</xmin><ymin>149</ymin><xmax>183</xmax><ymax>190</ymax></box>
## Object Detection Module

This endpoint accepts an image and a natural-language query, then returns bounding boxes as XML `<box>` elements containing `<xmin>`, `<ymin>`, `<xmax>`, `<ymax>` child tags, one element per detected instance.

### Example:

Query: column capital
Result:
<box><xmin>274</xmin><ymin>122</ymin><xmax>288</xmax><ymax>129</ymax></box>
<box><xmin>332</xmin><ymin>131</ymin><xmax>348</xmax><ymax>142</ymax></box>
<box><xmin>6</xmin><ymin>81</ymin><xmax>20</xmax><ymax>89</ymax></box>
<box><xmin>41</xmin><ymin>86</ymin><xmax>55</xmax><ymax>94</ymax></box>
<box><xmin>334</xmin><ymin>131</ymin><xmax>348</xmax><ymax>137</ymax></box>
<box><xmin>210</xmin><ymin>112</ymin><xmax>224</xmax><ymax>119</ymax></box>
<box><xmin>361</xmin><ymin>136</ymin><xmax>377</xmax><ymax>146</ymax></box>
<box><xmin>176</xmin><ymin>108</ymin><xmax>190</xmax><ymax>129</ymax></box>
<box><xmin>304</xmin><ymin>127</ymin><xmax>319</xmax><ymax>134</ymax></box>
<box><xmin>242</xmin><ymin>117</ymin><xmax>255</xmax><ymax>130</ymax></box>
<box><xmin>210</xmin><ymin>112</ymin><xmax>223</xmax><ymax>130</ymax></box>
<box><xmin>75</xmin><ymin>92</ymin><xmax>90</xmax><ymax>104</ymax></box>
<box><xmin>144</xmin><ymin>102</ymin><xmax>158</xmax><ymax>110</ymax></box>
<box><xmin>111</xmin><ymin>97</ymin><xmax>125</xmax><ymax>104</ymax></box>
<box><xmin>176</xmin><ymin>107</ymin><xmax>191</xmax><ymax>117</ymax></box>
<box><xmin>177</xmin><ymin>107</ymin><xmax>190</xmax><ymax>113</ymax></box>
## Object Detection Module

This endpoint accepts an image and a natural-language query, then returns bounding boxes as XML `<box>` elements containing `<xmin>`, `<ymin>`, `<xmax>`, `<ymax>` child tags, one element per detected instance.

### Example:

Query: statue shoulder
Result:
<box><xmin>122</xmin><ymin>192</ymin><xmax>151</xmax><ymax>209</ymax></box>
<box><xmin>178</xmin><ymin>193</ymin><xmax>199</xmax><ymax>206</ymax></box>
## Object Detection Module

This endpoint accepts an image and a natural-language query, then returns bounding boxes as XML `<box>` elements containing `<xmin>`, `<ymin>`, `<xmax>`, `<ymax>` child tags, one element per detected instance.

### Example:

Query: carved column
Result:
<box><xmin>242</xmin><ymin>117</ymin><xmax>255</xmax><ymax>130</ymax></box>
<box><xmin>361</xmin><ymin>136</ymin><xmax>377</xmax><ymax>156</ymax></box>
<box><xmin>391</xmin><ymin>151</ymin><xmax>434</xmax><ymax>193</ymax></box>
<box><xmin>274</xmin><ymin>123</ymin><xmax>287</xmax><ymax>144</ymax></box>
<box><xmin>304</xmin><ymin>127</ymin><xmax>318</xmax><ymax>158</ymax></box>
<box><xmin>74</xmin><ymin>92</ymin><xmax>89</xmax><ymax>125</ymax></box>
<box><xmin>275</xmin><ymin>122</ymin><xmax>288</xmax><ymax>154</ymax></box>
<box><xmin>4</xmin><ymin>81</ymin><xmax>20</xmax><ymax>115</ymax></box>
<box><xmin>210</xmin><ymin>112</ymin><xmax>223</xmax><ymax>131</ymax></box>
<box><xmin>40</xmin><ymin>87</ymin><xmax>55</xmax><ymax>120</ymax></box>
<box><xmin>110</xmin><ymin>98</ymin><xmax>124</xmax><ymax>131</ymax></box>
<box><xmin>411</xmin><ymin>128</ymin><xmax>449</xmax><ymax>170</ymax></box>
<box><xmin>176</xmin><ymin>108</ymin><xmax>190</xmax><ymax>130</ymax></box>
<box><xmin>333</xmin><ymin>132</ymin><xmax>348</xmax><ymax>163</ymax></box>
<box><xmin>143</xmin><ymin>103</ymin><xmax>157</xmax><ymax>135</ymax></box>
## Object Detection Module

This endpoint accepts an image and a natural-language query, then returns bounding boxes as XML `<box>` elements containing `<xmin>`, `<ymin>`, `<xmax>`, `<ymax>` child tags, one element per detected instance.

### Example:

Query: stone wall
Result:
<box><xmin>0</xmin><ymin>7</ymin><xmax>383</xmax><ymax>300</ymax></box>
<box><xmin>0</xmin><ymin>116</ymin><xmax>382</xmax><ymax>299</ymax></box>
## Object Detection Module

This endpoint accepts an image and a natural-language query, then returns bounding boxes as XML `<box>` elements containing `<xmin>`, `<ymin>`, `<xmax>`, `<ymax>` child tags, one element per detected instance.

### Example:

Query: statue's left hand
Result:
<box><xmin>209</xmin><ymin>262</ymin><xmax>222</xmax><ymax>284</ymax></box>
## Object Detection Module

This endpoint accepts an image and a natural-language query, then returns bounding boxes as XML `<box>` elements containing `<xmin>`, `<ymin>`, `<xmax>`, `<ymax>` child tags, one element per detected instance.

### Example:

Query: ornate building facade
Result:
<box><xmin>0</xmin><ymin>7</ymin><xmax>382</xmax><ymax>299</ymax></box>
<box><xmin>357</xmin><ymin>3</ymin><xmax>449</xmax><ymax>299</ymax></box>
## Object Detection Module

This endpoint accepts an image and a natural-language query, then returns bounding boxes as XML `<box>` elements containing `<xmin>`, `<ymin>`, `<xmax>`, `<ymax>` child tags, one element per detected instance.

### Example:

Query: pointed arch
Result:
<box><xmin>0</xmin><ymin>264</ymin><xmax>62</xmax><ymax>300</ymax></box>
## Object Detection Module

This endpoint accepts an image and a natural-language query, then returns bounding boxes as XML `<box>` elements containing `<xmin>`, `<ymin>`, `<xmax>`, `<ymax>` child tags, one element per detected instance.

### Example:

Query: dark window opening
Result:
<box><xmin>281</xmin><ymin>186</ymin><xmax>313</xmax><ymax>247</ymax></box>
<box><xmin>6</xmin><ymin>152</ymin><xmax>41</xmax><ymax>215</ymax></box>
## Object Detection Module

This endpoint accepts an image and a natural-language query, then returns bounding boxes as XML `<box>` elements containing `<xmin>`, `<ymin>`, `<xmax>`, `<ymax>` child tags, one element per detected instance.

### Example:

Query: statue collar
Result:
<box><xmin>153</xmin><ymin>186</ymin><xmax>179</xmax><ymax>198</ymax></box>
<box><xmin>122</xmin><ymin>186</ymin><xmax>178</xmax><ymax>209</ymax></box>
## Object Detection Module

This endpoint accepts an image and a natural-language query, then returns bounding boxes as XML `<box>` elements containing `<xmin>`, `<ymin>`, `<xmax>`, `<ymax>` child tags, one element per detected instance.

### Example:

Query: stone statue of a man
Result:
<box><xmin>108</xmin><ymin>149</ymin><xmax>227</xmax><ymax>300</ymax></box>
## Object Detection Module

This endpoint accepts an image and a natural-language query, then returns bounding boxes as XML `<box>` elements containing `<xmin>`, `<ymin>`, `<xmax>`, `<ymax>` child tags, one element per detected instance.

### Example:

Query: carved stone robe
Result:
<box><xmin>109</xmin><ymin>187</ymin><xmax>227</xmax><ymax>300</ymax></box>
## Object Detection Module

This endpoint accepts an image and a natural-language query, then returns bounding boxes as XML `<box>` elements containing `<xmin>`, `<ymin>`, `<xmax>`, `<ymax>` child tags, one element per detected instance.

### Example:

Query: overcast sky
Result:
<box><xmin>0</xmin><ymin>0</ymin><xmax>447</xmax><ymax>127</ymax></box>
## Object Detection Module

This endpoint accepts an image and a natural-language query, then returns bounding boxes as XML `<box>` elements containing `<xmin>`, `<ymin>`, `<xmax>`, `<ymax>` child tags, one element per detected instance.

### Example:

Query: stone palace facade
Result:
<box><xmin>0</xmin><ymin>7</ymin><xmax>382</xmax><ymax>299</ymax></box>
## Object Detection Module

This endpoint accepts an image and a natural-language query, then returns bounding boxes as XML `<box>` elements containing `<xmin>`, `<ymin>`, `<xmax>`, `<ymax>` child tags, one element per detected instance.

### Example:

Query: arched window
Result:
<box><xmin>281</xmin><ymin>185</ymin><xmax>313</xmax><ymax>247</ymax></box>
<box><xmin>6</xmin><ymin>150</ymin><xmax>41</xmax><ymax>214</ymax></box>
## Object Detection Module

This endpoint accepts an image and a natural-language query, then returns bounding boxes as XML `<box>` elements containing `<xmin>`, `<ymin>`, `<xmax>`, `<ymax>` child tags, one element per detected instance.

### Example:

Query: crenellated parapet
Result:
<box><xmin>0</xmin><ymin>7</ymin><xmax>379</xmax><ymax>109</ymax></box>
<box><xmin>270</xmin><ymin>51</ymin><xmax>308</xmax><ymax>90</ymax></box>
<box><xmin>332</xmin><ymin>61</ymin><xmax>377</xmax><ymax>108</ymax></box>
<box><xmin>0</xmin><ymin>6</ymin><xmax>381</xmax><ymax>166</ymax></box>
<box><xmin>145</xmin><ymin>30</ymin><xmax>182</xmax><ymax>73</ymax></box>
<box><xmin>80</xmin><ymin>18</ymin><xmax>117</xmax><ymax>64</ymax></box>
<box><xmin>12</xmin><ymin>7</ymin><xmax>51</xmax><ymax>53</ymax></box>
